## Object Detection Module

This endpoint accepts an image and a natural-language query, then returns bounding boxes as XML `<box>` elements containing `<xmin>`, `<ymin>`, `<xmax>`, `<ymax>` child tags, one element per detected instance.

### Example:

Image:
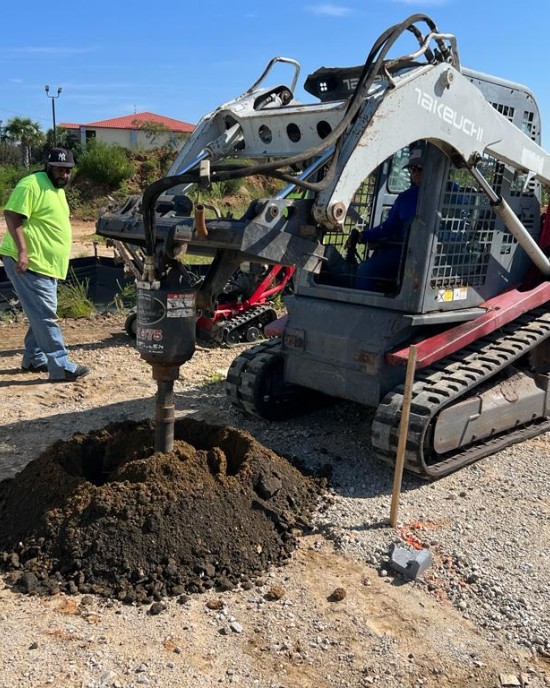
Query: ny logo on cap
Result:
<box><xmin>58</xmin><ymin>152</ymin><xmax>66</xmax><ymax>161</ymax></box>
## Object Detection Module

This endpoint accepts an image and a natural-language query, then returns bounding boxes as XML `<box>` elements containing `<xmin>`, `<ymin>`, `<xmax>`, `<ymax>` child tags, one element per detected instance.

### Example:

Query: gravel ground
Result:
<box><xmin>0</xmin><ymin>310</ymin><xmax>548</xmax><ymax>688</ymax></box>
<box><xmin>229</xmin><ymin>400</ymin><xmax>550</xmax><ymax>658</ymax></box>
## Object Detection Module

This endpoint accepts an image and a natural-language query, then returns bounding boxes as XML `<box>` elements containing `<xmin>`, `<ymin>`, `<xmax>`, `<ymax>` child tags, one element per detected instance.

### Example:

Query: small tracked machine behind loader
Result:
<box><xmin>120</xmin><ymin>256</ymin><xmax>295</xmax><ymax>347</ymax></box>
<box><xmin>97</xmin><ymin>14</ymin><xmax>550</xmax><ymax>478</ymax></box>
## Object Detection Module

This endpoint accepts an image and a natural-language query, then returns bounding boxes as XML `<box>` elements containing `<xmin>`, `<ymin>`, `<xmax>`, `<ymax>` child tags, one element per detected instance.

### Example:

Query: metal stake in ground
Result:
<box><xmin>390</xmin><ymin>345</ymin><xmax>417</xmax><ymax>527</ymax></box>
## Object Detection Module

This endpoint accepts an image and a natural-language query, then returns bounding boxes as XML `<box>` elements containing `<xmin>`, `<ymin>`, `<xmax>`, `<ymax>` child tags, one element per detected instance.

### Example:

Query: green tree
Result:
<box><xmin>4</xmin><ymin>117</ymin><xmax>44</xmax><ymax>167</ymax></box>
<box><xmin>45</xmin><ymin>126</ymin><xmax>73</xmax><ymax>150</ymax></box>
<box><xmin>133</xmin><ymin>119</ymin><xmax>186</xmax><ymax>152</ymax></box>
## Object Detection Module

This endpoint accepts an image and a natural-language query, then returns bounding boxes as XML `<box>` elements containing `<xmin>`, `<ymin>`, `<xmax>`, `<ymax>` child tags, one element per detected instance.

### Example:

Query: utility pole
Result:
<box><xmin>44</xmin><ymin>85</ymin><xmax>62</xmax><ymax>146</ymax></box>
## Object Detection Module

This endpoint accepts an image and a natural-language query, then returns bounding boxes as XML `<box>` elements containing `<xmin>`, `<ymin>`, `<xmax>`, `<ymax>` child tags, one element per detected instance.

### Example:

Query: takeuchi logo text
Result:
<box><xmin>414</xmin><ymin>87</ymin><xmax>484</xmax><ymax>141</ymax></box>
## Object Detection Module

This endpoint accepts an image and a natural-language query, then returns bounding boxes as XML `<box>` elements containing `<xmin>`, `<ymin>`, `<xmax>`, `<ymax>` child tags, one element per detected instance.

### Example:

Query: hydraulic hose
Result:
<box><xmin>140</xmin><ymin>14</ymin><xmax>448</xmax><ymax>259</ymax></box>
<box><xmin>206</xmin><ymin>14</ymin><xmax>443</xmax><ymax>193</ymax></box>
<box><xmin>193</xmin><ymin>204</ymin><xmax>208</xmax><ymax>238</ymax></box>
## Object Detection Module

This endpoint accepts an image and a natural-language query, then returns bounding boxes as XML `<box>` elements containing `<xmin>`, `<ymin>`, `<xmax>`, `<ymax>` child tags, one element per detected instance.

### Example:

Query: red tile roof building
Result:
<box><xmin>82</xmin><ymin>112</ymin><xmax>194</xmax><ymax>133</ymax></box>
<box><xmin>60</xmin><ymin>112</ymin><xmax>194</xmax><ymax>150</ymax></box>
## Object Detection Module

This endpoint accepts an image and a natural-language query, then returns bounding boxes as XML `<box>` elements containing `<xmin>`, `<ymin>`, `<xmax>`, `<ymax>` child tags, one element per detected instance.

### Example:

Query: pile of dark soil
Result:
<box><xmin>0</xmin><ymin>418</ymin><xmax>320</xmax><ymax>603</ymax></box>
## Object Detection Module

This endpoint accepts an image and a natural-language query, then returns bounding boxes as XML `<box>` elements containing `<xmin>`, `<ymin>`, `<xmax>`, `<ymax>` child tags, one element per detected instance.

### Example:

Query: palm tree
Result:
<box><xmin>45</xmin><ymin>126</ymin><xmax>72</xmax><ymax>150</ymax></box>
<box><xmin>4</xmin><ymin>117</ymin><xmax>45</xmax><ymax>167</ymax></box>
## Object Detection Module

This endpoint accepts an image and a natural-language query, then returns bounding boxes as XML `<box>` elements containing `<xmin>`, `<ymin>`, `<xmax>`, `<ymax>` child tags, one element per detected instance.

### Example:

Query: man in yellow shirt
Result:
<box><xmin>0</xmin><ymin>148</ymin><xmax>90</xmax><ymax>382</ymax></box>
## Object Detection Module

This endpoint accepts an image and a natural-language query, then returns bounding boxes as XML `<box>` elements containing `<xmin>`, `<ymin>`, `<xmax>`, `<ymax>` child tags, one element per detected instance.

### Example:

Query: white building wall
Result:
<box><xmin>79</xmin><ymin>128</ymin><xmax>190</xmax><ymax>151</ymax></box>
<box><xmin>93</xmin><ymin>129</ymin><xmax>133</xmax><ymax>147</ymax></box>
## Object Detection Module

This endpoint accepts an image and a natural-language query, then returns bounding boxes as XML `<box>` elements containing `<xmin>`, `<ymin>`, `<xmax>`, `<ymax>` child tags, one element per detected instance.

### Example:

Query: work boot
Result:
<box><xmin>21</xmin><ymin>363</ymin><xmax>49</xmax><ymax>373</ymax></box>
<box><xmin>49</xmin><ymin>365</ymin><xmax>91</xmax><ymax>383</ymax></box>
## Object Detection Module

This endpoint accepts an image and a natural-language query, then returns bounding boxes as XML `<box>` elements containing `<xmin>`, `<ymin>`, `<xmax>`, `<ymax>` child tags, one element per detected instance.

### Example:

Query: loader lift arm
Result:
<box><xmin>98</xmin><ymin>13</ymin><xmax>550</xmax><ymax>290</ymax></box>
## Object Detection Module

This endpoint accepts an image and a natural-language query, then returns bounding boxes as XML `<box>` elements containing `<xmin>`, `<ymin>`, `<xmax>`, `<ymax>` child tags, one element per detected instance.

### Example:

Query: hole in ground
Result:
<box><xmin>57</xmin><ymin>418</ymin><xmax>252</xmax><ymax>486</ymax></box>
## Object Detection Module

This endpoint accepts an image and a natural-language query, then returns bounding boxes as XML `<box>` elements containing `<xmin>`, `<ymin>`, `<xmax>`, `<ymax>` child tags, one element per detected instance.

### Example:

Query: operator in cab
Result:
<box><xmin>354</xmin><ymin>148</ymin><xmax>423</xmax><ymax>290</ymax></box>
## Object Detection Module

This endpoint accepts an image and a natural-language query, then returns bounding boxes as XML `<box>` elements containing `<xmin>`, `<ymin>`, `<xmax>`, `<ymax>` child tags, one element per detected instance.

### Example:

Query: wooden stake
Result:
<box><xmin>390</xmin><ymin>344</ymin><xmax>418</xmax><ymax>528</ymax></box>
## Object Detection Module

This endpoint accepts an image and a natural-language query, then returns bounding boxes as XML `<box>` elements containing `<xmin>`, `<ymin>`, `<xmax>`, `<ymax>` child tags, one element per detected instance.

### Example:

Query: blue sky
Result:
<box><xmin>2</xmin><ymin>1</ymin><xmax>550</xmax><ymax>147</ymax></box>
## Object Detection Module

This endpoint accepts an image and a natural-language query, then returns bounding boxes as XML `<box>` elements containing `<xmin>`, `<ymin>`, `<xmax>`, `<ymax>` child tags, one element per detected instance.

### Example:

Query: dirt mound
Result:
<box><xmin>0</xmin><ymin>418</ymin><xmax>319</xmax><ymax>603</ymax></box>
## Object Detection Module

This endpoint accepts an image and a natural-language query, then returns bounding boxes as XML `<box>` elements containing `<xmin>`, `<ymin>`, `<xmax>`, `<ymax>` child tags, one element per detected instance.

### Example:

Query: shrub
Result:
<box><xmin>57</xmin><ymin>273</ymin><xmax>95</xmax><ymax>318</ymax></box>
<box><xmin>0</xmin><ymin>145</ymin><xmax>22</xmax><ymax>168</ymax></box>
<box><xmin>64</xmin><ymin>186</ymin><xmax>84</xmax><ymax>214</ymax></box>
<box><xmin>139</xmin><ymin>157</ymin><xmax>161</xmax><ymax>186</ymax></box>
<box><xmin>0</xmin><ymin>165</ymin><xmax>34</xmax><ymax>206</ymax></box>
<box><xmin>76</xmin><ymin>141</ymin><xmax>136</xmax><ymax>189</ymax></box>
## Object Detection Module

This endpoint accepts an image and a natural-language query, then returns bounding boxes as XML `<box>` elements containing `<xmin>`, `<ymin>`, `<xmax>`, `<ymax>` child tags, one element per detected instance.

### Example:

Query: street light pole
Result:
<box><xmin>44</xmin><ymin>85</ymin><xmax>62</xmax><ymax>146</ymax></box>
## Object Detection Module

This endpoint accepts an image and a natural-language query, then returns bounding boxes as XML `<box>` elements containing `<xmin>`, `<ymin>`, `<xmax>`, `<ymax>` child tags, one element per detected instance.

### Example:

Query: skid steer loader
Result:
<box><xmin>97</xmin><ymin>13</ymin><xmax>550</xmax><ymax>477</ymax></box>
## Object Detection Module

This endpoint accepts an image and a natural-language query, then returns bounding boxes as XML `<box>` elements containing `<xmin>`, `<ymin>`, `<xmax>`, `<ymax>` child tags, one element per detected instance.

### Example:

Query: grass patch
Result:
<box><xmin>206</xmin><ymin>371</ymin><xmax>226</xmax><ymax>385</ymax></box>
<box><xmin>0</xmin><ymin>310</ymin><xmax>18</xmax><ymax>325</ymax></box>
<box><xmin>108</xmin><ymin>280</ymin><xmax>137</xmax><ymax>311</ymax></box>
<box><xmin>57</xmin><ymin>273</ymin><xmax>95</xmax><ymax>319</ymax></box>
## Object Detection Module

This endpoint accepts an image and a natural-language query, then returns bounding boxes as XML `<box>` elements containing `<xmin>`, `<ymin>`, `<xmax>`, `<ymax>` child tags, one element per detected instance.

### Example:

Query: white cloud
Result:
<box><xmin>306</xmin><ymin>4</ymin><xmax>351</xmax><ymax>17</ymax></box>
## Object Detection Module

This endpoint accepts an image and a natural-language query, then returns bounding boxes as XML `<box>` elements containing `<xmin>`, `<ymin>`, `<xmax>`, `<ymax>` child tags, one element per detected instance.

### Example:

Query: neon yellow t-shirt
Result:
<box><xmin>0</xmin><ymin>171</ymin><xmax>72</xmax><ymax>280</ymax></box>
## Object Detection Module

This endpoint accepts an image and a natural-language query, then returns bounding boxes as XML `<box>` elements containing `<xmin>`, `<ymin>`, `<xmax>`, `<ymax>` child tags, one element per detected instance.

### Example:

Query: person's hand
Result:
<box><xmin>345</xmin><ymin>228</ymin><xmax>360</xmax><ymax>250</ymax></box>
<box><xmin>15</xmin><ymin>250</ymin><xmax>29</xmax><ymax>273</ymax></box>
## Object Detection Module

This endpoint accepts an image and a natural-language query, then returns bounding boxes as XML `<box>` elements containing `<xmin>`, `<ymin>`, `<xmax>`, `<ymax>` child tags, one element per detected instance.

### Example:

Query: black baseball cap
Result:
<box><xmin>47</xmin><ymin>147</ymin><xmax>75</xmax><ymax>168</ymax></box>
<box><xmin>403</xmin><ymin>148</ymin><xmax>425</xmax><ymax>170</ymax></box>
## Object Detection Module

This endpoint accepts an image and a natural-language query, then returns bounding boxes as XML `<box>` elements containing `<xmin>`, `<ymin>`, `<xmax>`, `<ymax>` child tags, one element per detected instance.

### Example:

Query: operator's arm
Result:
<box><xmin>3</xmin><ymin>209</ymin><xmax>29</xmax><ymax>272</ymax></box>
<box><xmin>359</xmin><ymin>200</ymin><xmax>402</xmax><ymax>243</ymax></box>
<box><xmin>358</xmin><ymin>185</ymin><xmax>418</xmax><ymax>244</ymax></box>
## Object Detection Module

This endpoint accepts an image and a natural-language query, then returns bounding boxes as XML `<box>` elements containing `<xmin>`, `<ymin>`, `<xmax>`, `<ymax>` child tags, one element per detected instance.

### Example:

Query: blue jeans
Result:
<box><xmin>354</xmin><ymin>246</ymin><xmax>402</xmax><ymax>291</ymax></box>
<box><xmin>2</xmin><ymin>256</ymin><xmax>77</xmax><ymax>379</ymax></box>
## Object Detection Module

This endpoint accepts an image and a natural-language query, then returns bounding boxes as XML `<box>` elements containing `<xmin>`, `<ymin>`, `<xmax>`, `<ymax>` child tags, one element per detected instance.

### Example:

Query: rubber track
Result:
<box><xmin>217</xmin><ymin>305</ymin><xmax>277</xmax><ymax>347</ymax></box>
<box><xmin>226</xmin><ymin>338</ymin><xmax>282</xmax><ymax>416</ymax></box>
<box><xmin>372</xmin><ymin>307</ymin><xmax>550</xmax><ymax>478</ymax></box>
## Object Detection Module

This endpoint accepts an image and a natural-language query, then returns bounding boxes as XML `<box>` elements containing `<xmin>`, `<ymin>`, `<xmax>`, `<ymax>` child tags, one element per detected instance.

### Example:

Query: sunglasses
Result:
<box><xmin>409</xmin><ymin>165</ymin><xmax>423</xmax><ymax>172</ymax></box>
